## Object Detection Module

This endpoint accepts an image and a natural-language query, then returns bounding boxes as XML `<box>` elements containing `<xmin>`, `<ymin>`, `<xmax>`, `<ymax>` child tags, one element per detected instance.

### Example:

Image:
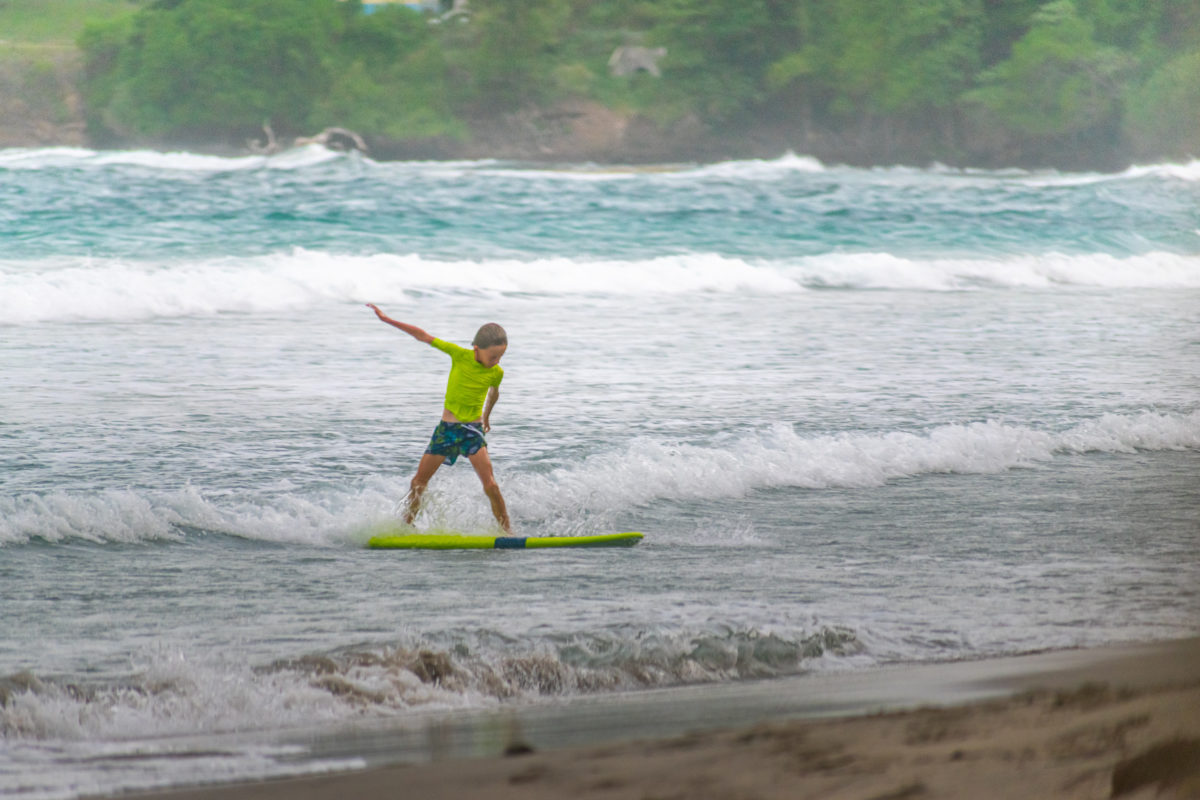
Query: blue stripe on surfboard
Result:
<box><xmin>493</xmin><ymin>537</ymin><xmax>527</xmax><ymax>549</ymax></box>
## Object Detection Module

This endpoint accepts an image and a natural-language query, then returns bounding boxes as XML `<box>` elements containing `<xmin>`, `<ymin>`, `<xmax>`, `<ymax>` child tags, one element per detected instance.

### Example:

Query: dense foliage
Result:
<box><xmin>79</xmin><ymin>0</ymin><xmax>1200</xmax><ymax>163</ymax></box>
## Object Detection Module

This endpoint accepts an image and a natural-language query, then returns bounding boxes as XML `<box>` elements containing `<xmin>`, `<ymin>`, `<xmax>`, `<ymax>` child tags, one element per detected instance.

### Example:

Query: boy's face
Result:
<box><xmin>474</xmin><ymin>344</ymin><xmax>506</xmax><ymax>368</ymax></box>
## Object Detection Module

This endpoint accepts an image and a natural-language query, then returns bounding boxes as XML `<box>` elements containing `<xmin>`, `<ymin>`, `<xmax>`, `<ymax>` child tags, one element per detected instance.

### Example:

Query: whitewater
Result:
<box><xmin>1</xmin><ymin>148</ymin><xmax>1198</xmax><ymax>799</ymax></box>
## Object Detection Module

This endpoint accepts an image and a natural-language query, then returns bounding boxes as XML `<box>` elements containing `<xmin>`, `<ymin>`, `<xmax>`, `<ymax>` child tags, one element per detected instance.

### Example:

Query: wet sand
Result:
<box><xmin>115</xmin><ymin>638</ymin><xmax>1200</xmax><ymax>800</ymax></box>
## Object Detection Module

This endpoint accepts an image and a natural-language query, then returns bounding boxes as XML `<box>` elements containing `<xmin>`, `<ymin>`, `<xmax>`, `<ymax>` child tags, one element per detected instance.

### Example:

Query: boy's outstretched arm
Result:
<box><xmin>366</xmin><ymin>303</ymin><xmax>434</xmax><ymax>343</ymax></box>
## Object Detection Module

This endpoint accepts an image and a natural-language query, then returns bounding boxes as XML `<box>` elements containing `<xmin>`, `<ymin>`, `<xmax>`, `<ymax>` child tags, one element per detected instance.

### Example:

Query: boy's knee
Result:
<box><xmin>473</xmin><ymin>463</ymin><xmax>498</xmax><ymax>491</ymax></box>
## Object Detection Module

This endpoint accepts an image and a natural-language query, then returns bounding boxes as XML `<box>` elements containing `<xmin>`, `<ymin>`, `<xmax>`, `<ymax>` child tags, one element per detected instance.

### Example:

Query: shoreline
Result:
<box><xmin>107</xmin><ymin>637</ymin><xmax>1200</xmax><ymax>800</ymax></box>
<box><xmin>0</xmin><ymin>140</ymin><xmax>1172</xmax><ymax>174</ymax></box>
<box><xmin>5</xmin><ymin>142</ymin><xmax>1196</xmax><ymax>180</ymax></box>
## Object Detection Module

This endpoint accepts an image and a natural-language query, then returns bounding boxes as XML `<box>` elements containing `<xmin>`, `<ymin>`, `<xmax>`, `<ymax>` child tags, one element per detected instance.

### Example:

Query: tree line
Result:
<box><xmin>79</xmin><ymin>0</ymin><xmax>1200</xmax><ymax>165</ymax></box>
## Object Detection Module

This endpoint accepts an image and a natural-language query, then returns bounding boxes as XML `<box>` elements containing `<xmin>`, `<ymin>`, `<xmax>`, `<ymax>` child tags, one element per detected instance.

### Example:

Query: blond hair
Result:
<box><xmin>472</xmin><ymin>322</ymin><xmax>507</xmax><ymax>349</ymax></box>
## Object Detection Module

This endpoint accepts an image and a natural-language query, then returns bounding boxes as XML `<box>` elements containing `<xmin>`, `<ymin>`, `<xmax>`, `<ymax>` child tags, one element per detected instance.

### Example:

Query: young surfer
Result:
<box><xmin>366</xmin><ymin>303</ymin><xmax>511</xmax><ymax>533</ymax></box>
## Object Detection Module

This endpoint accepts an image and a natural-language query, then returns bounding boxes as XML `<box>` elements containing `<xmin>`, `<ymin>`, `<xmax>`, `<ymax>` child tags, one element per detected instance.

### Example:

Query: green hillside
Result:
<box><xmin>0</xmin><ymin>0</ymin><xmax>142</xmax><ymax>46</ymax></box>
<box><xmin>2</xmin><ymin>0</ymin><xmax>1198</xmax><ymax>167</ymax></box>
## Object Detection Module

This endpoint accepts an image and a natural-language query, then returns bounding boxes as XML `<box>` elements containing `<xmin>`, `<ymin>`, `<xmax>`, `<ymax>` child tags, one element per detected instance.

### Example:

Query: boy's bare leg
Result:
<box><xmin>404</xmin><ymin>453</ymin><xmax>445</xmax><ymax>526</ymax></box>
<box><xmin>467</xmin><ymin>447</ymin><xmax>511</xmax><ymax>533</ymax></box>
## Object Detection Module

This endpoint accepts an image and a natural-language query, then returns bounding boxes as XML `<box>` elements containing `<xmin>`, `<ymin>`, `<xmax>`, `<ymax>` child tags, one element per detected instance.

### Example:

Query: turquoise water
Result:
<box><xmin>2</xmin><ymin>147</ymin><xmax>1199</xmax><ymax>798</ymax></box>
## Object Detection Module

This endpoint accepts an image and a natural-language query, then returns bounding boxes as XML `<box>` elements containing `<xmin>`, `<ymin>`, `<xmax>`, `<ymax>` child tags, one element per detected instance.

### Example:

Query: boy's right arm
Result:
<box><xmin>366</xmin><ymin>303</ymin><xmax>434</xmax><ymax>343</ymax></box>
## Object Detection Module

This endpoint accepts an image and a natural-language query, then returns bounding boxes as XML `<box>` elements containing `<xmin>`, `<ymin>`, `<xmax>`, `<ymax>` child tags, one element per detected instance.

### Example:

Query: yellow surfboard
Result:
<box><xmin>367</xmin><ymin>531</ymin><xmax>643</xmax><ymax>550</ymax></box>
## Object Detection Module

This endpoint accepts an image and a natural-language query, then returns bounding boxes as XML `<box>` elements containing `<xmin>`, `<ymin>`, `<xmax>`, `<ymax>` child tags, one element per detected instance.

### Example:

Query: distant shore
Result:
<box><xmin>0</xmin><ymin>50</ymin><xmax>1148</xmax><ymax>173</ymax></box>
<box><xmin>109</xmin><ymin>637</ymin><xmax>1200</xmax><ymax>800</ymax></box>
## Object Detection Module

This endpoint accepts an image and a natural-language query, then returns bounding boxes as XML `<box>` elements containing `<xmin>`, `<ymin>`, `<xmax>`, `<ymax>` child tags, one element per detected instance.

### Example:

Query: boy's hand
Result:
<box><xmin>482</xmin><ymin>387</ymin><xmax>499</xmax><ymax>433</ymax></box>
<box><xmin>367</xmin><ymin>304</ymin><xmax>434</xmax><ymax>343</ymax></box>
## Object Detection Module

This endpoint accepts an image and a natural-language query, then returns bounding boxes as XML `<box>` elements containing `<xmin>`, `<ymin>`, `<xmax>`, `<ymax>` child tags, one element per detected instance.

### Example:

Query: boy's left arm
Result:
<box><xmin>482</xmin><ymin>386</ymin><xmax>499</xmax><ymax>433</ymax></box>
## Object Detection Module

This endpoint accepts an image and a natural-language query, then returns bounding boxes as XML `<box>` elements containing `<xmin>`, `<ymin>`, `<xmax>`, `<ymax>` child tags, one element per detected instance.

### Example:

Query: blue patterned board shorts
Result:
<box><xmin>425</xmin><ymin>421</ymin><xmax>487</xmax><ymax>465</ymax></box>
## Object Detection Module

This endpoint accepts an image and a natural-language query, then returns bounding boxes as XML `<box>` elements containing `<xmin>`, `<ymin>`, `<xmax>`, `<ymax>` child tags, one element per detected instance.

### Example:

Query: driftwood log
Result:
<box><xmin>248</xmin><ymin>123</ymin><xmax>368</xmax><ymax>155</ymax></box>
<box><xmin>295</xmin><ymin>127</ymin><xmax>368</xmax><ymax>153</ymax></box>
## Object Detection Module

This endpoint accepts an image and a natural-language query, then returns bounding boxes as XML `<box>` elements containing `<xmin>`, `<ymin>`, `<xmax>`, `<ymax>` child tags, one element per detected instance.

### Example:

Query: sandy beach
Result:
<box><xmin>110</xmin><ymin>638</ymin><xmax>1200</xmax><ymax>800</ymax></box>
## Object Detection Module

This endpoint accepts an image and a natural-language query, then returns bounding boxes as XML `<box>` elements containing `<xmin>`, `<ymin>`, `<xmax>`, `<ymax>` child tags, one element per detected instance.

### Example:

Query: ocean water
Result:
<box><xmin>2</xmin><ymin>147</ymin><xmax>1199</xmax><ymax>798</ymax></box>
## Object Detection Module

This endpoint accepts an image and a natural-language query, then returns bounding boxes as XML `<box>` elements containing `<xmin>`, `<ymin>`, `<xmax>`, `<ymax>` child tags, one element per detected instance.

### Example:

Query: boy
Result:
<box><xmin>366</xmin><ymin>303</ymin><xmax>511</xmax><ymax>533</ymax></box>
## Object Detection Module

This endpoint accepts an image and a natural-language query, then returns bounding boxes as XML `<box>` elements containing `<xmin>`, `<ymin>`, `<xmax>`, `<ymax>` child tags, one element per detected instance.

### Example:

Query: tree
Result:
<box><xmin>72</xmin><ymin>0</ymin><xmax>1200</xmax><ymax>163</ymax></box>
<box><xmin>964</xmin><ymin>0</ymin><xmax>1129</xmax><ymax>139</ymax></box>
<box><xmin>85</xmin><ymin>0</ymin><xmax>342</xmax><ymax>141</ymax></box>
<box><xmin>314</xmin><ymin>5</ymin><xmax>461</xmax><ymax>140</ymax></box>
<box><xmin>466</xmin><ymin>0</ymin><xmax>571</xmax><ymax>110</ymax></box>
<box><xmin>768</xmin><ymin>0</ymin><xmax>982</xmax><ymax>119</ymax></box>
<box><xmin>978</xmin><ymin>0</ymin><xmax>1045</xmax><ymax>66</ymax></box>
<box><xmin>649</xmin><ymin>0</ymin><xmax>805</xmax><ymax>120</ymax></box>
<box><xmin>79</xmin><ymin>15</ymin><xmax>136</xmax><ymax>142</ymax></box>
<box><xmin>1152</xmin><ymin>0</ymin><xmax>1200</xmax><ymax>52</ymax></box>
<box><xmin>1123</xmin><ymin>48</ymin><xmax>1200</xmax><ymax>159</ymax></box>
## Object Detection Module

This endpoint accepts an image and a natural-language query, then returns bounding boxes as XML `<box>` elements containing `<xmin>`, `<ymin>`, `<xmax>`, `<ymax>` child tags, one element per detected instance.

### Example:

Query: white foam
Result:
<box><xmin>6</xmin><ymin>145</ymin><xmax>1198</xmax><ymax>185</ymax></box>
<box><xmin>673</xmin><ymin>151</ymin><xmax>827</xmax><ymax>180</ymax></box>
<box><xmin>512</xmin><ymin>410</ymin><xmax>1200</xmax><ymax>516</ymax></box>
<box><xmin>3</xmin><ymin>411</ymin><xmax>1195</xmax><ymax>547</ymax></box>
<box><xmin>786</xmin><ymin>251</ymin><xmax>1200</xmax><ymax>290</ymax></box>
<box><xmin>937</xmin><ymin>159</ymin><xmax>1200</xmax><ymax>187</ymax></box>
<box><xmin>0</xmin><ymin>740</ymin><xmax>359</xmax><ymax>800</ymax></box>
<box><xmin>0</xmin><ymin>250</ymin><xmax>803</xmax><ymax>323</ymax></box>
<box><xmin>3</xmin><ymin>250</ymin><xmax>1198</xmax><ymax>324</ymax></box>
<box><xmin>0</xmin><ymin>147</ymin><xmax>98</xmax><ymax>168</ymax></box>
<box><xmin>0</xmin><ymin>144</ymin><xmax>343</xmax><ymax>173</ymax></box>
<box><xmin>0</xmin><ymin>482</ymin><xmax>398</xmax><ymax>547</ymax></box>
<box><xmin>479</xmin><ymin>152</ymin><xmax>828</xmax><ymax>182</ymax></box>
<box><xmin>0</xmin><ymin>621</ymin><xmax>855</xmax><ymax>795</ymax></box>
<box><xmin>1119</xmin><ymin>159</ymin><xmax>1200</xmax><ymax>183</ymax></box>
<box><xmin>0</xmin><ymin>488</ymin><xmax>186</xmax><ymax>545</ymax></box>
<box><xmin>0</xmin><ymin>622</ymin><xmax>856</xmax><ymax>747</ymax></box>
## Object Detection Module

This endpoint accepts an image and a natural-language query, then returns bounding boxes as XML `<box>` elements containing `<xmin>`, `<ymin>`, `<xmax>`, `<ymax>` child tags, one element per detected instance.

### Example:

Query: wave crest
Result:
<box><xmin>513</xmin><ymin>410</ymin><xmax>1200</xmax><ymax>518</ymax></box>
<box><xmin>0</xmin><ymin>624</ymin><xmax>859</xmax><ymax>740</ymax></box>
<box><xmin>2</xmin><ymin>411</ymin><xmax>1195</xmax><ymax>547</ymax></box>
<box><xmin>0</xmin><ymin>144</ymin><xmax>344</xmax><ymax>173</ymax></box>
<box><xmin>4</xmin><ymin>250</ymin><xmax>1198</xmax><ymax>324</ymax></box>
<box><xmin>4</xmin><ymin>146</ymin><xmax>1197</xmax><ymax>183</ymax></box>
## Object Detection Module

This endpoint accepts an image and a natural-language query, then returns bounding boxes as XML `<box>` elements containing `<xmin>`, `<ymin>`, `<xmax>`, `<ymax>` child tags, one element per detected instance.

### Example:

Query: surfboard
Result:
<box><xmin>367</xmin><ymin>531</ymin><xmax>643</xmax><ymax>550</ymax></box>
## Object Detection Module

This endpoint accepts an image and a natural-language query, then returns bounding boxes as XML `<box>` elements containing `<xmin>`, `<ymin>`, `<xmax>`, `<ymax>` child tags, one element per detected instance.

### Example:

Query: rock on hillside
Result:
<box><xmin>0</xmin><ymin>47</ymin><xmax>87</xmax><ymax>147</ymax></box>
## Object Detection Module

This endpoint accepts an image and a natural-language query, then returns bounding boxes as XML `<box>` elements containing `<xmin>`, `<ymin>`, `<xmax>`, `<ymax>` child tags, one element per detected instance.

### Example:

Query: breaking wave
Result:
<box><xmin>0</xmin><ymin>623</ymin><xmax>860</xmax><ymax>741</ymax></box>
<box><xmin>3</xmin><ymin>249</ymin><xmax>1198</xmax><ymax>324</ymax></box>
<box><xmin>3</xmin><ymin>410</ymin><xmax>1196</xmax><ymax>547</ymax></box>
<box><xmin>512</xmin><ymin>410</ymin><xmax>1200</xmax><ymax>517</ymax></box>
<box><xmin>0</xmin><ymin>144</ymin><xmax>344</xmax><ymax>173</ymax></box>
<box><xmin>2</xmin><ymin>146</ymin><xmax>1197</xmax><ymax>183</ymax></box>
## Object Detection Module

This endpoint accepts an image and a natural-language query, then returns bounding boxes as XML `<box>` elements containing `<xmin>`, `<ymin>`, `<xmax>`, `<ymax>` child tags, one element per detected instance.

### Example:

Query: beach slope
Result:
<box><xmin>116</xmin><ymin>638</ymin><xmax>1200</xmax><ymax>800</ymax></box>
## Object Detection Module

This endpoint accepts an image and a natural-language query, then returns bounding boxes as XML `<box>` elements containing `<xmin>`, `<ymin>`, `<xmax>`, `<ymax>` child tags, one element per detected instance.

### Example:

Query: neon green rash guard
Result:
<box><xmin>430</xmin><ymin>338</ymin><xmax>504</xmax><ymax>422</ymax></box>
